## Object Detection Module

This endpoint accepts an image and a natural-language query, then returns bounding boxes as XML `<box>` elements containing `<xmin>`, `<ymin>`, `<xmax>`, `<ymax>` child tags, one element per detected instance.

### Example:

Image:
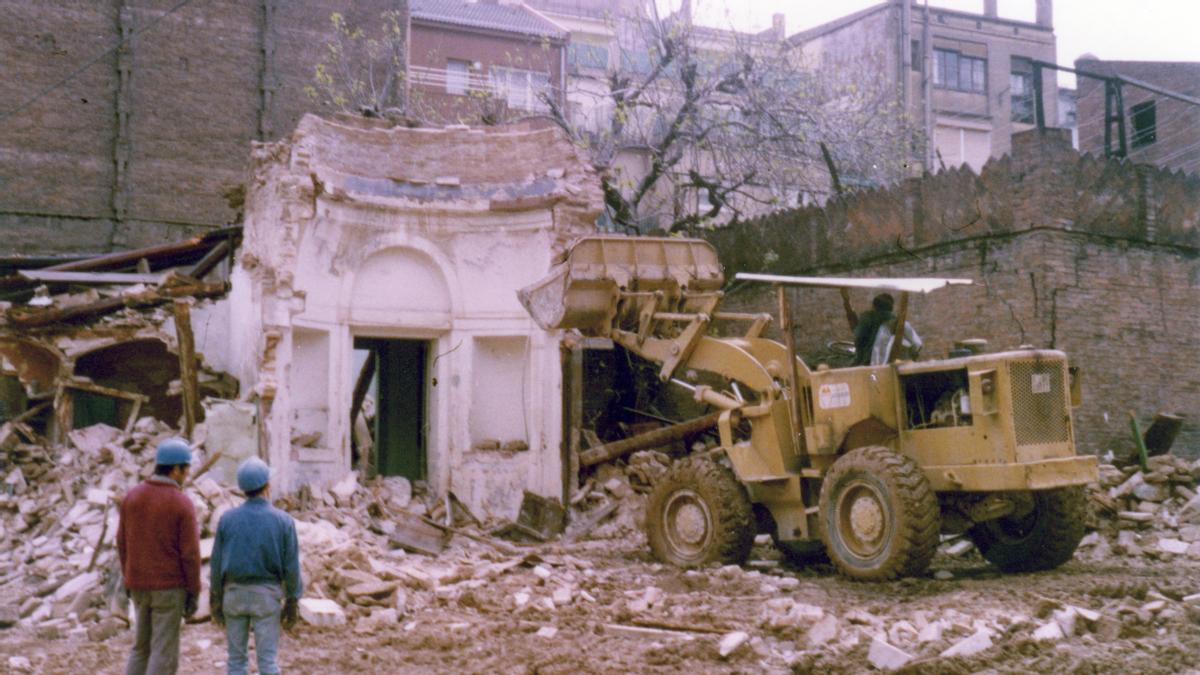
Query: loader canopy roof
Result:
<box><xmin>734</xmin><ymin>273</ymin><xmax>973</xmax><ymax>294</ymax></box>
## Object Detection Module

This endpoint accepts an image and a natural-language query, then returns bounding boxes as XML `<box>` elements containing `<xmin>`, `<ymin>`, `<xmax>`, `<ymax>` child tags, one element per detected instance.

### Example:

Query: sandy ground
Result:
<box><xmin>3</xmin><ymin>536</ymin><xmax>1199</xmax><ymax>675</ymax></box>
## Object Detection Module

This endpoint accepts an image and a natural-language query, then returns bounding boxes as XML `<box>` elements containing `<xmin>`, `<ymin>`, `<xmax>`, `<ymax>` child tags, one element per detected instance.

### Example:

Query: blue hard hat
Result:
<box><xmin>237</xmin><ymin>457</ymin><xmax>272</xmax><ymax>493</ymax></box>
<box><xmin>155</xmin><ymin>438</ymin><xmax>193</xmax><ymax>466</ymax></box>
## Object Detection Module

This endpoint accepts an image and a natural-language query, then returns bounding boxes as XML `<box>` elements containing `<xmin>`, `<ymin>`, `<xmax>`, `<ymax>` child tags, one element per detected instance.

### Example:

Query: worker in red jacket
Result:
<box><xmin>117</xmin><ymin>438</ymin><xmax>202</xmax><ymax>675</ymax></box>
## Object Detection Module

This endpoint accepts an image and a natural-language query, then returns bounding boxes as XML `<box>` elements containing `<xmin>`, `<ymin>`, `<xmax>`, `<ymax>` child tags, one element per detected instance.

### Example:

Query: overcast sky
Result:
<box><xmin>666</xmin><ymin>0</ymin><xmax>1200</xmax><ymax>87</ymax></box>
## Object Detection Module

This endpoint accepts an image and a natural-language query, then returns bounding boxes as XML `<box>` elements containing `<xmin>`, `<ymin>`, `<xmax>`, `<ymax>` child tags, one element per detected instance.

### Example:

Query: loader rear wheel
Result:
<box><xmin>819</xmin><ymin>446</ymin><xmax>940</xmax><ymax>581</ymax></box>
<box><xmin>968</xmin><ymin>487</ymin><xmax>1087</xmax><ymax>573</ymax></box>
<box><xmin>646</xmin><ymin>457</ymin><xmax>754</xmax><ymax>568</ymax></box>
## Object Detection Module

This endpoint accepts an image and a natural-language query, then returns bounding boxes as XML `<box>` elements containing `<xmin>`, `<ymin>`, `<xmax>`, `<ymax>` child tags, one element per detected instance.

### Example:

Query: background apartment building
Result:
<box><xmin>408</xmin><ymin>0</ymin><xmax>567</xmax><ymax>124</ymax></box>
<box><xmin>1074</xmin><ymin>57</ymin><xmax>1200</xmax><ymax>176</ymax></box>
<box><xmin>791</xmin><ymin>0</ymin><xmax>1058</xmax><ymax>174</ymax></box>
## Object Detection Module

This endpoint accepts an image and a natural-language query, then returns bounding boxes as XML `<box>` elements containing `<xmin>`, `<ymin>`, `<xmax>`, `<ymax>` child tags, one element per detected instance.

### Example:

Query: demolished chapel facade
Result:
<box><xmin>226</xmin><ymin>114</ymin><xmax>603</xmax><ymax>519</ymax></box>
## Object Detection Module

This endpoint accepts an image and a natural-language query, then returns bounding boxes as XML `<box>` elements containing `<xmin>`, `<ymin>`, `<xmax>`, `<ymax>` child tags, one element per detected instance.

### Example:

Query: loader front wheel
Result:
<box><xmin>819</xmin><ymin>447</ymin><xmax>940</xmax><ymax>581</ymax></box>
<box><xmin>646</xmin><ymin>457</ymin><xmax>754</xmax><ymax>567</ymax></box>
<box><xmin>968</xmin><ymin>487</ymin><xmax>1087</xmax><ymax>573</ymax></box>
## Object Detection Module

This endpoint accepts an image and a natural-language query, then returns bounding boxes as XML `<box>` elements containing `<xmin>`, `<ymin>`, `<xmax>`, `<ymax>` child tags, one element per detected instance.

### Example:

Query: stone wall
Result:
<box><xmin>0</xmin><ymin>0</ymin><xmax>395</xmax><ymax>255</ymax></box>
<box><xmin>704</xmin><ymin>129</ymin><xmax>1200</xmax><ymax>457</ymax></box>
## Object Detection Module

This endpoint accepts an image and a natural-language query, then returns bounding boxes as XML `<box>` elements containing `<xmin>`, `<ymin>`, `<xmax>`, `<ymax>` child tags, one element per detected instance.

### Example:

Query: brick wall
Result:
<box><xmin>705</xmin><ymin>128</ymin><xmax>1200</xmax><ymax>457</ymax></box>
<box><xmin>0</xmin><ymin>0</ymin><xmax>397</xmax><ymax>255</ymax></box>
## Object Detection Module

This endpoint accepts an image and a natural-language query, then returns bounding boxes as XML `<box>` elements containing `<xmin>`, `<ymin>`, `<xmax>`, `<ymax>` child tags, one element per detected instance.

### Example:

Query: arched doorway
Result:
<box><xmin>347</xmin><ymin>247</ymin><xmax>452</xmax><ymax>481</ymax></box>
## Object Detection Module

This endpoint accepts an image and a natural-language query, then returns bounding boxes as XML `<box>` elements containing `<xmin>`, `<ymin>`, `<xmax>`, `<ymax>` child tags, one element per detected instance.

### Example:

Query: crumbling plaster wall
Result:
<box><xmin>233</xmin><ymin>114</ymin><xmax>602</xmax><ymax>517</ymax></box>
<box><xmin>707</xmin><ymin>128</ymin><xmax>1200</xmax><ymax>456</ymax></box>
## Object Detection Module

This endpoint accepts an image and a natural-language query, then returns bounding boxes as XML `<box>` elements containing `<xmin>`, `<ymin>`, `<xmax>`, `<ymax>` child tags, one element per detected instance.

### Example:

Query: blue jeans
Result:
<box><xmin>223</xmin><ymin>583</ymin><xmax>283</xmax><ymax>675</ymax></box>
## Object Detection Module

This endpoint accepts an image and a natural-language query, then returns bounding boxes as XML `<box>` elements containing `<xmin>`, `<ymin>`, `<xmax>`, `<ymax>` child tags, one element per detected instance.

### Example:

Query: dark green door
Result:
<box><xmin>372</xmin><ymin>339</ymin><xmax>428</xmax><ymax>480</ymax></box>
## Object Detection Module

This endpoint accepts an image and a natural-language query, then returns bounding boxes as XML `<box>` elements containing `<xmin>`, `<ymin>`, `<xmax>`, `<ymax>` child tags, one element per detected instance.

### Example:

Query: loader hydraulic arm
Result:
<box><xmin>519</xmin><ymin>236</ymin><xmax>812</xmax><ymax>472</ymax></box>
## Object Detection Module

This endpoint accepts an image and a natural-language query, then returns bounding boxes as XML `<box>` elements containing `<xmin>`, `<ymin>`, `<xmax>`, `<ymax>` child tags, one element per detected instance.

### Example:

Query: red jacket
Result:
<box><xmin>117</xmin><ymin>476</ymin><xmax>201</xmax><ymax>596</ymax></box>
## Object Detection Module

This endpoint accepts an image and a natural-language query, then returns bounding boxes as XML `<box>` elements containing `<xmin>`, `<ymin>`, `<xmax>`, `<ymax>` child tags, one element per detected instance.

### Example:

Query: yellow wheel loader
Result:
<box><xmin>520</xmin><ymin>236</ymin><xmax>1097</xmax><ymax>581</ymax></box>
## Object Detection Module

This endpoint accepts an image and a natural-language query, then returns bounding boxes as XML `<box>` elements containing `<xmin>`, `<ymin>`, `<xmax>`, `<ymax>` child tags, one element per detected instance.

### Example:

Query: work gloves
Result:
<box><xmin>184</xmin><ymin>592</ymin><xmax>198</xmax><ymax>619</ymax></box>
<box><xmin>281</xmin><ymin>598</ymin><xmax>299</xmax><ymax>632</ymax></box>
<box><xmin>210</xmin><ymin>590</ymin><xmax>224</xmax><ymax>627</ymax></box>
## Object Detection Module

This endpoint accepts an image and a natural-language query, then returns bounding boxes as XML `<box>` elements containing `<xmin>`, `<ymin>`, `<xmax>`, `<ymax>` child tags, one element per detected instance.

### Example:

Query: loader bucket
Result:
<box><xmin>518</xmin><ymin>236</ymin><xmax>723</xmax><ymax>335</ymax></box>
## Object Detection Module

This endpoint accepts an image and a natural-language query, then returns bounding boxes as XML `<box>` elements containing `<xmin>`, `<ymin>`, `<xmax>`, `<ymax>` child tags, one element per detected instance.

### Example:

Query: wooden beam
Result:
<box><xmin>580</xmin><ymin>410</ymin><xmax>725</xmax><ymax>467</ymax></box>
<box><xmin>6</xmin><ymin>281</ymin><xmax>227</xmax><ymax>328</ymax></box>
<box><xmin>886</xmin><ymin>292</ymin><xmax>910</xmax><ymax>364</ymax></box>
<box><xmin>173</xmin><ymin>300</ymin><xmax>199</xmax><ymax>439</ymax></box>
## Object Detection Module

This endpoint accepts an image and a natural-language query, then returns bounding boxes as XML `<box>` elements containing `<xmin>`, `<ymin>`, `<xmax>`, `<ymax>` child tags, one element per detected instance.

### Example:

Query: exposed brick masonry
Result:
<box><xmin>0</xmin><ymin>0</ymin><xmax>402</xmax><ymax>254</ymax></box>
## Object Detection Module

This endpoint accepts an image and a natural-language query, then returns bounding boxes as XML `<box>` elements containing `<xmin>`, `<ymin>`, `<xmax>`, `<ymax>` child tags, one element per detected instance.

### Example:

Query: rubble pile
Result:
<box><xmin>0</xmin><ymin>421</ymin><xmax>558</xmax><ymax>640</ymax></box>
<box><xmin>1083</xmin><ymin>454</ymin><xmax>1200</xmax><ymax>561</ymax></box>
<box><xmin>0</xmin><ymin>419</ymin><xmax>191</xmax><ymax>639</ymax></box>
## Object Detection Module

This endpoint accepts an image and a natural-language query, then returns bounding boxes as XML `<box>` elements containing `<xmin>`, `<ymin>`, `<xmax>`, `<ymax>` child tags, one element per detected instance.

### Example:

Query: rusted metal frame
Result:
<box><xmin>886</xmin><ymin>291</ymin><xmax>910</xmax><ymax>364</ymax></box>
<box><xmin>1033</xmin><ymin>61</ymin><xmax>1045</xmax><ymax>129</ymax></box>
<box><xmin>17</xmin><ymin>270</ymin><xmax>165</xmax><ymax>285</ymax></box>
<box><xmin>188</xmin><ymin>239</ymin><xmax>232</xmax><ymax>280</ymax></box>
<box><xmin>0</xmin><ymin>228</ymin><xmax>240</xmax><ymax>296</ymax></box>
<box><xmin>1113</xmin><ymin>81</ymin><xmax>1127</xmax><ymax>158</ymax></box>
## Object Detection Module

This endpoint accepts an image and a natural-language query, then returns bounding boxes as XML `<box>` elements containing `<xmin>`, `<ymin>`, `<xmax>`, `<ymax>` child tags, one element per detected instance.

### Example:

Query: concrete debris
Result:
<box><xmin>944</xmin><ymin>539</ymin><xmax>974</xmax><ymax>556</ymax></box>
<box><xmin>536</xmin><ymin>625</ymin><xmax>558</xmax><ymax>638</ymax></box>
<box><xmin>806</xmin><ymin>614</ymin><xmax>839</xmax><ymax>647</ymax></box>
<box><xmin>1087</xmin><ymin>456</ymin><xmax>1200</xmax><ymax>560</ymax></box>
<box><xmin>761</xmin><ymin>598</ymin><xmax>824</xmax><ymax>631</ymax></box>
<box><xmin>1032</xmin><ymin>621</ymin><xmax>1065</xmax><ymax>642</ymax></box>
<box><xmin>1051</xmin><ymin>607</ymin><xmax>1077</xmax><ymax>637</ymax></box>
<box><xmin>299</xmin><ymin>598</ymin><xmax>347</xmax><ymax>627</ymax></box>
<box><xmin>867</xmin><ymin>635</ymin><xmax>913</xmax><ymax>671</ymax></box>
<box><xmin>718</xmin><ymin>630</ymin><xmax>749</xmax><ymax>658</ymax></box>
<box><xmin>916</xmin><ymin>620</ymin><xmax>944</xmax><ymax>643</ymax></box>
<box><xmin>0</xmin><ymin>415</ymin><xmax>552</xmax><ymax>639</ymax></box>
<box><xmin>1157</xmin><ymin>538</ymin><xmax>1190</xmax><ymax>555</ymax></box>
<box><xmin>940</xmin><ymin>628</ymin><xmax>994</xmax><ymax>658</ymax></box>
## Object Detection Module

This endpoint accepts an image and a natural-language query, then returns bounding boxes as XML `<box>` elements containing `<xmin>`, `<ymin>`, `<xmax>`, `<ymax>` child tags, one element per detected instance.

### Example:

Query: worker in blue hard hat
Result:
<box><xmin>210</xmin><ymin>457</ymin><xmax>303</xmax><ymax>675</ymax></box>
<box><xmin>117</xmin><ymin>438</ymin><xmax>202</xmax><ymax>675</ymax></box>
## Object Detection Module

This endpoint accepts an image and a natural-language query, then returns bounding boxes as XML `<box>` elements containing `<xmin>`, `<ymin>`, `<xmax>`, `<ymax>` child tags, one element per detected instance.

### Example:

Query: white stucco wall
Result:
<box><xmin>232</xmin><ymin>114</ymin><xmax>603</xmax><ymax>520</ymax></box>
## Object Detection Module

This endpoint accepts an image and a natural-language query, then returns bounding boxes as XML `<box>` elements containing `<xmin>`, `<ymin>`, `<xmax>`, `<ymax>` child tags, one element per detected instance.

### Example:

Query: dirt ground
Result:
<box><xmin>4</xmin><ymin>535</ymin><xmax>1199</xmax><ymax>675</ymax></box>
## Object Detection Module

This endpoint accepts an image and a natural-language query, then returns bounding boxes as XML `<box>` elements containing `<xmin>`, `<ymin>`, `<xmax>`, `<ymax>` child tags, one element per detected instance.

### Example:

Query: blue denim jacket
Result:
<box><xmin>211</xmin><ymin>498</ymin><xmax>303</xmax><ymax>602</ymax></box>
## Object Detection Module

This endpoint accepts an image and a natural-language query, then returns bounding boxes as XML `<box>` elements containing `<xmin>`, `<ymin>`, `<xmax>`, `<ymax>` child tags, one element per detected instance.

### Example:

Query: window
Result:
<box><xmin>1131</xmin><ymin>101</ymin><xmax>1157</xmax><ymax>148</ymax></box>
<box><xmin>621</xmin><ymin>50</ymin><xmax>653</xmax><ymax>75</ymax></box>
<box><xmin>911</xmin><ymin>39</ymin><xmax>922</xmax><ymax>72</ymax></box>
<box><xmin>446</xmin><ymin>59</ymin><xmax>470</xmax><ymax>95</ymax></box>
<box><xmin>568</xmin><ymin>42</ymin><xmax>609</xmax><ymax>70</ymax></box>
<box><xmin>489</xmin><ymin>66</ymin><xmax>551</xmax><ymax>112</ymax></box>
<box><xmin>933</xmin><ymin>48</ymin><xmax>985</xmax><ymax>93</ymax></box>
<box><xmin>1010</xmin><ymin>72</ymin><xmax>1033</xmax><ymax>123</ymax></box>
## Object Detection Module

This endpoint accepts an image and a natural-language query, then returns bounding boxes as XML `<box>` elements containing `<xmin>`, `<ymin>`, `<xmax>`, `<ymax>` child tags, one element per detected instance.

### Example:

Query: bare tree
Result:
<box><xmin>305</xmin><ymin>6</ymin><xmax>409</xmax><ymax>116</ymax></box>
<box><xmin>544</xmin><ymin>8</ymin><xmax>916</xmax><ymax>234</ymax></box>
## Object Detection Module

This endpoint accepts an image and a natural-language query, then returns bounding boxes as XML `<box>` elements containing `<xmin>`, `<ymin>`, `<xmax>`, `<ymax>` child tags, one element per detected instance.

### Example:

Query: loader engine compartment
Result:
<box><xmin>902</xmin><ymin>368</ymin><xmax>972</xmax><ymax>429</ymax></box>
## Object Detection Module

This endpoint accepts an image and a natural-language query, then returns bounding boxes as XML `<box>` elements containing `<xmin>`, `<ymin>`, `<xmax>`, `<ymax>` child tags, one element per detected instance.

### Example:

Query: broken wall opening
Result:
<box><xmin>73</xmin><ymin>339</ymin><xmax>180</xmax><ymax>424</ymax></box>
<box><xmin>354</xmin><ymin>337</ymin><xmax>429</xmax><ymax>482</ymax></box>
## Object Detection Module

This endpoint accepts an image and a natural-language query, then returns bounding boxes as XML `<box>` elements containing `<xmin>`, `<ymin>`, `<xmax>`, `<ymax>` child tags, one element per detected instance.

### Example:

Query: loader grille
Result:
<box><xmin>1008</xmin><ymin>360</ymin><xmax>1070</xmax><ymax>446</ymax></box>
